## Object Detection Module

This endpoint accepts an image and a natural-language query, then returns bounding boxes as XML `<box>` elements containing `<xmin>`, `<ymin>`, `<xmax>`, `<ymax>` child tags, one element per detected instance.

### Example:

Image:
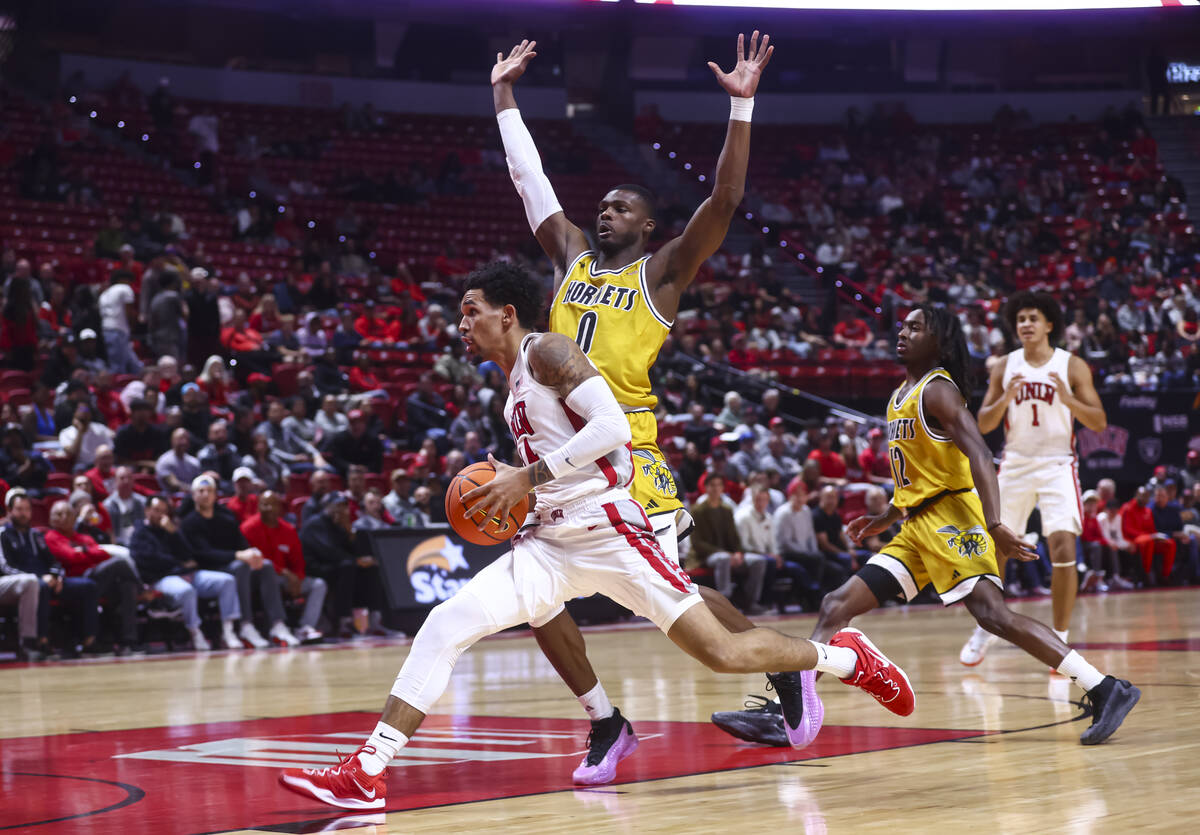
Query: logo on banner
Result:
<box><xmin>1076</xmin><ymin>425</ymin><xmax>1129</xmax><ymax>459</ymax></box>
<box><xmin>1153</xmin><ymin>414</ymin><xmax>1188</xmax><ymax>433</ymax></box>
<box><xmin>1138</xmin><ymin>438</ymin><xmax>1163</xmax><ymax>465</ymax></box>
<box><xmin>1118</xmin><ymin>396</ymin><xmax>1156</xmax><ymax>410</ymax></box>
<box><xmin>407</xmin><ymin>535</ymin><xmax>473</xmax><ymax>604</ymax></box>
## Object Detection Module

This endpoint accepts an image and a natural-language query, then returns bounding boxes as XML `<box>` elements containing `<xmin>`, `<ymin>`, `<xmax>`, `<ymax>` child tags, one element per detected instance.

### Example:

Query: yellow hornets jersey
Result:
<box><xmin>549</xmin><ymin>251</ymin><xmax>671</xmax><ymax>412</ymax></box>
<box><xmin>886</xmin><ymin>368</ymin><xmax>974</xmax><ymax>510</ymax></box>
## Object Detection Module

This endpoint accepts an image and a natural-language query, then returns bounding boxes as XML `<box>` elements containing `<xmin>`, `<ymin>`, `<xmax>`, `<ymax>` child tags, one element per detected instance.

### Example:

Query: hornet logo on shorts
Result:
<box><xmin>936</xmin><ymin>524</ymin><xmax>990</xmax><ymax>560</ymax></box>
<box><xmin>407</xmin><ymin>535</ymin><xmax>472</xmax><ymax>604</ymax></box>
<box><xmin>632</xmin><ymin>449</ymin><xmax>678</xmax><ymax>498</ymax></box>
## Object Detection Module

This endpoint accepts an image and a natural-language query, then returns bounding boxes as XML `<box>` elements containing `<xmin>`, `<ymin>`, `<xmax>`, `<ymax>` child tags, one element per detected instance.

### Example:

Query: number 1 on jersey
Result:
<box><xmin>575</xmin><ymin>311</ymin><xmax>598</xmax><ymax>355</ymax></box>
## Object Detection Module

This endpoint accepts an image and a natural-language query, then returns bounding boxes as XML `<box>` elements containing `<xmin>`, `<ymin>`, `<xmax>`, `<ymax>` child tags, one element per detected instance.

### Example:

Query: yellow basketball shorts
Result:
<box><xmin>868</xmin><ymin>490</ymin><xmax>1002</xmax><ymax>605</ymax></box>
<box><xmin>625</xmin><ymin>410</ymin><xmax>683</xmax><ymax>520</ymax></box>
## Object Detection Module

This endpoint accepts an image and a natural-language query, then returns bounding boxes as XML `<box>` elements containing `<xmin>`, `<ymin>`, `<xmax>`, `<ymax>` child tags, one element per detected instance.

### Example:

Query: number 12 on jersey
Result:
<box><xmin>889</xmin><ymin>446</ymin><xmax>912</xmax><ymax>488</ymax></box>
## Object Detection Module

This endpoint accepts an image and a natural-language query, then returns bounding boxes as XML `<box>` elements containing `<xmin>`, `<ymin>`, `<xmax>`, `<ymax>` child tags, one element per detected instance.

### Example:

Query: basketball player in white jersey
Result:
<box><xmin>960</xmin><ymin>291</ymin><xmax>1107</xmax><ymax>666</ymax></box>
<box><xmin>279</xmin><ymin>263</ymin><xmax>915</xmax><ymax>810</ymax></box>
<box><xmin>492</xmin><ymin>35</ymin><xmax>822</xmax><ymax>771</ymax></box>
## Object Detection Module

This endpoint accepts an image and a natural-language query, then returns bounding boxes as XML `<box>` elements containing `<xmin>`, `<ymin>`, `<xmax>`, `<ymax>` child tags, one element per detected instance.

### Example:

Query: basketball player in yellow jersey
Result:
<box><xmin>802</xmin><ymin>305</ymin><xmax>1140</xmax><ymax>746</ymax></box>
<box><xmin>491</xmin><ymin>34</ymin><xmax>825</xmax><ymax>774</ymax></box>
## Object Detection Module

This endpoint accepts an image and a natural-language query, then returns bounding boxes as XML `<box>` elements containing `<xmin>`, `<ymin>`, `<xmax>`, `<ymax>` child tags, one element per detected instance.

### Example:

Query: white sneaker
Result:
<box><xmin>269</xmin><ymin>622</ymin><xmax>300</xmax><ymax>647</ymax></box>
<box><xmin>190</xmin><ymin>629</ymin><xmax>211</xmax><ymax>652</ymax></box>
<box><xmin>296</xmin><ymin>624</ymin><xmax>323</xmax><ymax>643</ymax></box>
<box><xmin>959</xmin><ymin>625</ymin><xmax>998</xmax><ymax>667</ymax></box>
<box><xmin>239</xmin><ymin>622</ymin><xmax>270</xmax><ymax>649</ymax></box>
<box><xmin>221</xmin><ymin>623</ymin><xmax>242</xmax><ymax>650</ymax></box>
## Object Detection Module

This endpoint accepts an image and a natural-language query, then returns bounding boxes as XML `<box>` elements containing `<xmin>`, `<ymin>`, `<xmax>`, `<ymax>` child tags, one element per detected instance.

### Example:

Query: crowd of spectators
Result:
<box><xmin>2</xmin><ymin>88</ymin><xmax>1199</xmax><ymax>659</ymax></box>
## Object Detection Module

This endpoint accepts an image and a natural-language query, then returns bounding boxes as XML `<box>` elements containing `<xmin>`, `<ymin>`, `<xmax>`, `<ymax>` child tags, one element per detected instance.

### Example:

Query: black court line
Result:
<box><xmin>227</xmin><ymin>699</ymin><xmax>1092</xmax><ymax>835</ymax></box>
<box><xmin>0</xmin><ymin>773</ymin><xmax>145</xmax><ymax>830</ymax></box>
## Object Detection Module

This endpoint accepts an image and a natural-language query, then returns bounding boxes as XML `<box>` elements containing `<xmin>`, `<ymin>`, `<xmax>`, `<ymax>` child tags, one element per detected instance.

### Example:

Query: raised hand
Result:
<box><xmin>708</xmin><ymin>30</ymin><xmax>774</xmax><ymax>98</ymax></box>
<box><xmin>492</xmin><ymin>39</ymin><xmax>538</xmax><ymax>87</ymax></box>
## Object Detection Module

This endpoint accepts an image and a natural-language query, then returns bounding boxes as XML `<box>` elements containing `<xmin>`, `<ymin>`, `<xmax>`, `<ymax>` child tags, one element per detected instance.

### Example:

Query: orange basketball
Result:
<box><xmin>445</xmin><ymin>461</ymin><xmax>532</xmax><ymax>546</ymax></box>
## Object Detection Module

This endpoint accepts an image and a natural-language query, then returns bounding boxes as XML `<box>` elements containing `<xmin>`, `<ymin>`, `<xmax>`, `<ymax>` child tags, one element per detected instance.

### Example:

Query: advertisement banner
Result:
<box><xmin>1075</xmin><ymin>391</ymin><xmax>1200</xmax><ymax>488</ymax></box>
<box><xmin>366</xmin><ymin>527</ymin><xmax>507</xmax><ymax>612</ymax></box>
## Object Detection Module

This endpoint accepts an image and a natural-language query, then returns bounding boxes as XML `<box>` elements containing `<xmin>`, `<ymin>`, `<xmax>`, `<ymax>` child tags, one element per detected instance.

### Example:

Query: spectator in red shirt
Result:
<box><xmin>82</xmin><ymin>445</ymin><xmax>118</xmax><ymax>501</ymax></box>
<box><xmin>240</xmin><ymin>490</ymin><xmax>324</xmax><ymax>642</ymax></box>
<box><xmin>807</xmin><ymin>431</ymin><xmax>848</xmax><ymax>485</ymax></box>
<box><xmin>1121</xmin><ymin>486</ymin><xmax>1175</xmax><ymax>582</ymax></box>
<box><xmin>223</xmin><ymin>467</ymin><xmax>261</xmax><ymax>524</ymax></box>
<box><xmin>348</xmin><ymin>351</ymin><xmax>386</xmax><ymax>395</ymax></box>
<box><xmin>42</xmin><ymin>500</ymin><xmax>142</xmax><ymax>652</ymax></box>
<box><xmin>248</xmin><ymin>293</ymin><xmax>282</xmax><ymax>334</ymax></box>
<box><xmin>857</xmin><ymin>428</ymin><xmax>894</xmax><ymax>486</ymax></box>
<box><xmin>197</xmin><ymin>356</ymin><xmax>231</xmax><ymax>408</ymax></box>
<box><xmin>354</xmin><ymin>302</ymin><xmax>399</xmax><ymax>343</ymax></box>
<box><xmin>833</xmin><ymin>316</ymin><xmax>872</xmax><ymax>349</ymax></box>
<box><xmin>92</xmin><ymin>370</ymin><xmax>128</xmax><ymax>430</ymax></box>
<box><xmin>221</xmin><ymin>308</ymin><xmax>266</xmax><ymax>353</ymax></box>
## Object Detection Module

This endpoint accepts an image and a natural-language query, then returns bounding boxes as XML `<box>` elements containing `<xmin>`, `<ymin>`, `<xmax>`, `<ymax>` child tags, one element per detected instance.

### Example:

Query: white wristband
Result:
<box><xmin>729</xmin><ymin>96</ymin><xmax>754</xmax><ymax>123</ymax></box>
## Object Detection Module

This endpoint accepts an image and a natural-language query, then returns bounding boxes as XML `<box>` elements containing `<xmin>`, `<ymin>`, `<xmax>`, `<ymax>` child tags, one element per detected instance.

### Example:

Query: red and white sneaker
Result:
<box><xmin>279</xmin><ymin>746</ymin><xmax>387</xmax><ymax>810</ymax></box>
<box><xmin>830</xmin><ymin>627</ymin><xmax>916</xmax><ymax>717</ymax></box>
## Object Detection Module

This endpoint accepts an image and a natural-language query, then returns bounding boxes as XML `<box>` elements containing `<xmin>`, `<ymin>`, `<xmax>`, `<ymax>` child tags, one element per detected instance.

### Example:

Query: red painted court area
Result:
<box><xmin>1</xmin><ymin>713</ymin><xmax>989</xmax><ymax>833</ymax></box>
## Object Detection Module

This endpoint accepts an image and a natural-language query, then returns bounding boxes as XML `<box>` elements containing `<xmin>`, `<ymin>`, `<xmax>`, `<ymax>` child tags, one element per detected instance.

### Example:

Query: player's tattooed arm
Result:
<box><xmin>527</xmin><ymin>332</ymin><xmax>601</xmax><ymax>399</ymax></box>
<box><xmin>525</xmin><ymin>459</ymin><xmax>553</xmax><ymax>488</ymax></box>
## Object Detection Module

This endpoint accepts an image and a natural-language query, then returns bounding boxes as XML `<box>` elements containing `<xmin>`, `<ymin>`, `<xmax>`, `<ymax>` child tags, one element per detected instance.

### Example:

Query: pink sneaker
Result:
<box><xmin>572</xmin><ymin>708</ymin><xmax>638</xmax><ymax>785</ymax></box>
<box><xmin>766</xmin><ymin>670</ymin><xmax>825</xmax><ymax>749</ymax></box>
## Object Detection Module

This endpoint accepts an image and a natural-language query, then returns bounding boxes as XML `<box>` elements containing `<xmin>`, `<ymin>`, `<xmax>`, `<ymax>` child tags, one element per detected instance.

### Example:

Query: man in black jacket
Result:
<box><xmin>179</xmin><ymin>474</ymin><xmax>297</xmax><ymax>648</ymax></box>
<box><xmin>197</xmin><ymin>419</ymin><xmax>240</xmax><ymax>493</ymax></box>
<box><xmin>0</xmin><ymin>521</ymin><xmax>46</xmax><ymax>661</ymax></box>
<box><xmin>299</xmin><ymin>491</ymin><xmax>386</xmax><ymax>636</ymax></box>
<box><xmin>2</xmin><ymin>490</ymin><xmax>102</xmax><ymax>655</ymax></box>
<box><xmin>130</xmin><ymin>496</ymin><xmax>242</xmax><ymax>651</ymax></box>
<box><xmin>325</xmin><ymin>409</ymin><xmax>384</xmax><ymax>476</ymax></box>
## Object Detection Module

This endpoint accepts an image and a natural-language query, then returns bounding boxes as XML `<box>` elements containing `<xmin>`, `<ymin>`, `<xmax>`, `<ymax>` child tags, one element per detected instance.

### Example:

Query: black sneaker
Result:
<box><xmin>81</xmin><ymin>641</ymin><xmax>114</xmax><ymax>658</ymax></box>
<box><xmin>711</xmin><ymin>694</ymin><xmax>789</xmax><ymax>747</ymax></box>
<box><xmin>1079</xmin><ymin>676</ymin><xmax>1141</xmax><ymax>745</ymax></box>
<box><xmin>571</xmin><ymin>707</ymin><xmax>638</xmax><ymax>786</ymax></box>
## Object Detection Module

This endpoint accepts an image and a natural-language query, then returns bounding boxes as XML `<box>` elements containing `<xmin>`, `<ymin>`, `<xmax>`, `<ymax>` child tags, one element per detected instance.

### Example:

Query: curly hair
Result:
<box><xmin>918</xmin><ymin>303</ymin><xmax>975</xmax><ymax>396</ymax></box>
<box><xmin>463</xmin><ymin>261</ymin><xmax>544</xmax><ymax>330</ymax></box>
<box><xmin>1003</xmin><ymin>290</ymin><xmax>1064</xmax><ymax>344</ymax></box>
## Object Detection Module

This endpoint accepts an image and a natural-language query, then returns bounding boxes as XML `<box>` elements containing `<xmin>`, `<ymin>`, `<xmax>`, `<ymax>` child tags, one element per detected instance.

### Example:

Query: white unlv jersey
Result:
<box><xmin>504</xmin><ymin>333</ymin><xmax>633</xmax><ymax>508</ymax></box>
<box><xmin>1002</xmin><ymin>347</ymin><xmax>1075</xmax><ymax>458</ymax></box>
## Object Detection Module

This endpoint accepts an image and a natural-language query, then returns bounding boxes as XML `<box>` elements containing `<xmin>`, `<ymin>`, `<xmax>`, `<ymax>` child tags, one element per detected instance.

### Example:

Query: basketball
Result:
<box><xmin>445</xmin><ymin>461</ymin><xmax>532</xmax><ymax>546</ymax></box>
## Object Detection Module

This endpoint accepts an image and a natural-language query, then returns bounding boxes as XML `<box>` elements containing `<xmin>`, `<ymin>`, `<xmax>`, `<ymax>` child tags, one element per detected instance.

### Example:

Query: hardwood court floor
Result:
<box><xmin>2</xmin><ymin>588</ymin><xmax>1197</xmax><ymax>834</ymax></box>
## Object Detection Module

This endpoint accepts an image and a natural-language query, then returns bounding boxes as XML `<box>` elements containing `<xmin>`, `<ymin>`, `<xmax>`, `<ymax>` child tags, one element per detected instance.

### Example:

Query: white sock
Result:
<box><xmin>1056</xmin><ymin>650</ymin><xmax>1105</xmax><ymax>692</ymax></box>
<box><xmin>1053</xmin><ymin>628</ymin><xmax>1069</xmax><ymax>644</ymax></box>
<box><xmin>578</xmin><ymin>681</ymin><xmax>614</xmax><ymax>721</ymax></box>
<box><xmin>809</xmin><ymin>640</ymin><xmax>858</xmax><ymax>679</ymax></box>
<box><xmin>358</xmin><ymin>721</ymin><xmax>407</xmax><ymax>776</ymax></box>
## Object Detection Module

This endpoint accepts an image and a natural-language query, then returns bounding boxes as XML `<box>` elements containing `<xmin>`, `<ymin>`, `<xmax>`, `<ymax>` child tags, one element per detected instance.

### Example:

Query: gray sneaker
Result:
<box><xmin>1079</xmin><ymin>677</ymin><xmax>1141</xmax><ymax>745</ymax></box>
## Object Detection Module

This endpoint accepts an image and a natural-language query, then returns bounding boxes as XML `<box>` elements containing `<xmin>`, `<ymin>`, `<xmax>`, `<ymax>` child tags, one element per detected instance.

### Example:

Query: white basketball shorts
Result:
<box><xmin>998</xmin><ymin>453</ymin><xmax>1083</xmax><ymax>537</ymax></box>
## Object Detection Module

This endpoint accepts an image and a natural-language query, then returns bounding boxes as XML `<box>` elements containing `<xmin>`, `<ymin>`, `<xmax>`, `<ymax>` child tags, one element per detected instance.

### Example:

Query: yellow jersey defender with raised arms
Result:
<box><xmin>876</xmin><ymin>367</ymin><xmax>1001</xmax><ymax>605</ymax></box>
<box><xmin>549</xmin><ymin>251</ymin><xmax>682</xmax><ymax>520</ymax></box>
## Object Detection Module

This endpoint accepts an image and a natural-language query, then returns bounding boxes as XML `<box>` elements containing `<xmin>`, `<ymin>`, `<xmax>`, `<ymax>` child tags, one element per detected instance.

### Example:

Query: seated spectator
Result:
<box><xmin>224</xmin><ymin>467</ymin><xmax>260</xmax><ymax>524</ymax></box>
<box><xmin>858</xmin><ymin>485</ymin><xmax>901</xmax><ymax>553</ymax></box>
<box><xmin>241</xmin><ymin>490</ymin><xmax>324</xmax><ymax>643</ymax></box>
<box><xmin>409</xmin><ymin>484</ymin><xmax>438</xmax><ymax>526</ymax></box>
<box><xmin>687</xmin><ymin>474</ymin><xmax>769</xmax><ymax>613</ymax></box>
<box><xmin>102</xmin><ymin>466</ymin><xmax>147</xmax><ymax>547</ymax></box>
<box><xmin>266</xmin><ymin>314</ymin><xmax>308</xmax><ymax>364</ymax></box>
<box><xmin>1151</xmin><ymin>483</ymin><xmax>1197</xmax><ymax>584</ymax></box>
<box><xmin>461</xmin><ymin>430</ymin><xmax>488</xmax><ymax>465</ymax></box>
<box><xmin>302</xmin><ymin>469</ymin><xmax>334</xmax><ymax>522</ymax></box>
<box><xmin>3</xmin><ymin>491</ymin><xmax>105</xmax><ymax>656</ymax></box>
<box><xmin>352</xmin><ymin>488</ymin><xmax>392</xmax><ymax>532</ymax></box>
<box><xmin>82</xmin><ymin>445</ymin><xmax>119</xmax><ymax>500</ymax></box>
<box><xmin>24</xmin><ymin>383</ymin><xmax>58</xmax><ymax>442</ymax></box>
<box><xmin>404</xmin><ymin>374</ymin><xmax>448</xmax><ymax>441</ymax></box>
<box><xmin>383</xmin><ymin>469</ymin><xmax>420</xmax><ymax>526</ymax></box>
<box><xmin>1080</xmin><ymin>490</ymin><xmax>1132</xmax><ymax>591</ymax></box>
<box><xmin>180</xmin><ymin>382</ymin><xmax>215</xmax><ymax>445</ymax></box>
<box><xmin>300</xmin><ymin>491</ymin><xmax>388</xmax><ymax>637</ymax></box>
<box><xmin>180</xmin><ymin>474</ymin><xmax>298</xmax><ymax>647</ymax></box>
<box><xmin>59</xmin><ymin>403</ymin><xmax>115</xmax><ymax>471</ymax></box>
<box><xmin>315</xmin><ymin>394</ymin><xmax>349</xmax><ymax>438</ymax></box>
<box><xmin>0</xmin><ymin>519</ymin><xmax>47</xmax><ymax>661</ymax></box>
<box><xmin>130</xmin><ymin>496</ymin><xmax>242</xmax><ymax>651</ymax></box>
<box><xmin>812</xmin><ymin>485</ymin><xmax>857</xmax><ymax>579</ymax></box>
<box><xmin>807</xmin><ymin>431</ymin><xmax>849</xmax><ymax>486</ymax></box>
<box><xmin>0</xmin><ymin>423</ymin><xmax>50</xmax><ymax>494</ymax></box>
<box><xmin>198</xmin><ymin>419</ymin><xmax>240</xmax><ymax>492</ymax></box>
<box><xmin>326</xmin><ymin>409</ymin><xmax>383</xmax><ymax>476</ymax></box>
<box><xmin>157</xmin><ymin>427</ymin><xmax>202</xmax><ymax>495</ymax></box>
<box><xmin>354</xmin><ymin>302</ymin><xmax>398</xmax><ymax>343</ymax></box>
<box><xmin>282</xmin><ymin>395</ymin><xmax>322</xmax><ymax>449</ymax></box>
<box><xmin>714</xmin><ymin>391</ymin><xmax>744</xmax><ymax>432</ymax></box>
<box><xmin>857</xmin><ymin>428</ymin><xmax>893</xmax><ymax>487</ymax></box>
<box><xmin>1120</xmin><ymin>486</ymin><xmax>1175</xmax><ymax>584</ymax></box>
<box><xmin>242</xmin><ymin>432</ymin><xmax>288</xmax><ymax>493</ymax></box>
<box><xmin>298</xmin><ymin>313</ymin><xmax>329</xmax><ymax>359</ymax></box>
<box><xmin>42</xmin><ymin>500</ymin><xmax>143</xmax><ymax>655</ymax></box>
<box><xmin>773</xmin><ymin>479</ymin><xmax>849</xmax><ymax>599</ymax></box>
<box><xmin>735</xmin><ymin>484</ymin><xmax>811</xmax><ymax>612</ymax></box>
<box><xmin>196</xmin><ymin>356</ymin><xmax>231</xmax><ymax>408</ymax></box>
<box><xmin>114</xmin><ymin>399</ymin><xmax>168</xmax><ymax>470</ymax></box>
<box><xmin>257</xmin><ymin>399</ymin><xmax>328</xmax><ymax>472</ymax></box>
